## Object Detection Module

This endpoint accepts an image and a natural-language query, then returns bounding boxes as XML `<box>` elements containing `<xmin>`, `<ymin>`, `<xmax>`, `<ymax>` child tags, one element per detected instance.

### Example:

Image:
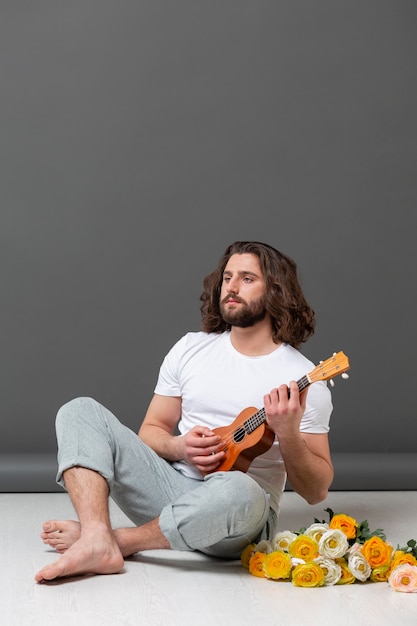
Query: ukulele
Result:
<box><xmin>204</xmin><ymin>351</ymin><xmax>350</xmax><ymax>475</ymax></box>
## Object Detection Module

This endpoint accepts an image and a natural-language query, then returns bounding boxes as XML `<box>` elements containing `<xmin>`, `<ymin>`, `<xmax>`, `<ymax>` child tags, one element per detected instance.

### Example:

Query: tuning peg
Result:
<box><xmin>341</xmin><ymin>373</ymin><xmax>349</xmax><ymax>379</ymax></box>
<box><xmin>329</xmin><ymin>379</ymin><xmax>335</xmax><ymax>387</ymax></box>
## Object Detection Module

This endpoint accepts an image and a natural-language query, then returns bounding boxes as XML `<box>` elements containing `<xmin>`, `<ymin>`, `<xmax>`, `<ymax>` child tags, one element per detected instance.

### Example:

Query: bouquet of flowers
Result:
<box><xmin>241</xmin><ymin>508</ymin><xmax>417</xmax><ymax>592</ymax></box>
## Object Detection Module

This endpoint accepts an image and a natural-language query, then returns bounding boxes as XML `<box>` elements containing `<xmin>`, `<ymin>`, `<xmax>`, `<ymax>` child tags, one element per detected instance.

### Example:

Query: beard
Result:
<box><xmin>220</xmin><ymin>294</ymin><xmax>267</xmax><ymax>328</ymax></box>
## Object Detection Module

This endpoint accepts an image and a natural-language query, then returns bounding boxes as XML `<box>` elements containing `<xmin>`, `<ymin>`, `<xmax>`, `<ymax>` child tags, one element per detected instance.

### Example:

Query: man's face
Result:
<box><xmin>219</xmin><ymin>253</ymin><xmax>267</xmax><ymax>328</ymax></box>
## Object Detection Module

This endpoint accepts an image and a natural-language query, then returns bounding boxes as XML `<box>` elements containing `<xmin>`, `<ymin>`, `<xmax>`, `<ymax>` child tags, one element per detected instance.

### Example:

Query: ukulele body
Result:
<box><xmin>210</xmin><ymin>406</ymin><xmax>275</xmax><ymax>473</ymax></box>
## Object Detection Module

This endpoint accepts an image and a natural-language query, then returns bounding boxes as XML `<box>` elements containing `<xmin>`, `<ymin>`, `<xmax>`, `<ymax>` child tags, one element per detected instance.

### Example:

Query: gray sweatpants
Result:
<box><xmin>55</xmin><ymin>397</ymin><xmax>275</xmax><ymax>559</ymax></box>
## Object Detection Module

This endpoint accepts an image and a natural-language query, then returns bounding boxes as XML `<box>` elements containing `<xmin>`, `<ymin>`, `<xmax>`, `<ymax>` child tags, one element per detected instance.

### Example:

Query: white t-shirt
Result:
<box><xmin>154</xmin><ymin>331</ymin><xmax>333</xmax><ymax>514</ymax></box>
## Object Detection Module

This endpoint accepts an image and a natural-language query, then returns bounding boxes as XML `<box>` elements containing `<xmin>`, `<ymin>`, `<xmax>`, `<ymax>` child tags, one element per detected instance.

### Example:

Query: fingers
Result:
<box><xmin>194</xmin><ymin>449</ymin><xmax>225</xmax><ymax>473</ymax></box>
<box><xmin>190</xmin><ymin>441</ymin><xmax>225</xmax><ymax>464</ymax></box>
<box><xmin>264</xmin><ymin>383</ymin><xmax>293</xmax><ymax>410</ymax></box>
<box><xmin>187</xmin><ymin>427</ymin><xmax>222</xmax><ymax>452</ymax></box>
<box><xmin>183</xmin><ymin>427</ymin><xmax>225</xmax><ymax>470</ymax></box>
<box><xmin>264</xmin><ymin>382</ymin><xmax>306</xmax><ymax>434</ymax></box>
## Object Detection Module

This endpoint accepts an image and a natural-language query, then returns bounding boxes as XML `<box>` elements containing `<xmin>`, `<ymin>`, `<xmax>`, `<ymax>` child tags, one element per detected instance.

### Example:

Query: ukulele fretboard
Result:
<box><xmin>241</xmin><ymin>374</ymin><xmax>311</xmax><ymax>437</ymax></box>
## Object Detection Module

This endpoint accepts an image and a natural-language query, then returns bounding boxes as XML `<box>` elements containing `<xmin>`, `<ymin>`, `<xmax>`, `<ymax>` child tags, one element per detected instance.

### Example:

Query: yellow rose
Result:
<box><xmin>263</xmin><ymin>550</ymin><xmax>292</xmax><ymax>580</ymax></box>
<box><xmin>389</xmin><ymin>550</ymin><xmax>417</xmax><ymax>572</ymax></box>
<box><xmin>241</xmin><ymin>543</ymin><xmax>256</xmax><ymax>569</ymax></box>
<box><xmin>335</xmin><ymin>558</ymin><xmax>356</xmax><ymax>585</ymax></box>
<box><xmin>289</xmin><ymin>534</ymin><xmax>319</xmax><ymax>561</ymax></box>
<box><xmin>329</xmin><ymin>513</ymin><xmax>358</xmax><ymax>540</ymax></box>
<box><xmin>248</xmin><ymin>552</ymin><xmax>267</xmax><ymax>578</ymax></box>
<box><xmin>361</xmin><ymin>536</ymin><xmax>393</xmax><ymax>569</ymax></box>
<box><xmin>292</xmin><ymin>562</ymin><xmax>325</xmax><ymax>588</ymax></box>
<box><xmin>370</xmin><ymin>565</ymin><xmax>390</xmax><ymax>582</ymax></box>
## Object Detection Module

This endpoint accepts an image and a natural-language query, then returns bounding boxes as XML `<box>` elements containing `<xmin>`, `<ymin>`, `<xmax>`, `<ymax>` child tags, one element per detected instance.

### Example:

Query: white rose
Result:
<box><xmin>272</xmin><ymin>531</ymin><xmax>298</xmax><ymax>552</ymax></box>
<box><xmin>254</xmin><ymin>539</ymin><xmax>273</xmax><ymax>554</ymax></box>
<box><xmin>314</xmin><ymin>556</ymin><xmax>342</xmax><ymax>586</ymax></box>
<box><xmin>305</xmin><ymin>523</ymin><xmax>330</xmax><ymax>543</ymax></box>
<box><xmin>348</xmin><ymin>552</ymin><xmax>372</xmax><ymax>582</ymax></box>
<box><xmin>319</xmin><ymin>529</ymin><xmax>349</xmax><ymax>559</ymax></box>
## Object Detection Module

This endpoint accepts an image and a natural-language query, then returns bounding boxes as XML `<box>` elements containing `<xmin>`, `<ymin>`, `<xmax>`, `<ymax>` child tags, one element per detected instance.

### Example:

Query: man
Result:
<box><xmin>36</xmin><ymin>241</ymin><xmax>333</xmax><ymax>583</ymax></box>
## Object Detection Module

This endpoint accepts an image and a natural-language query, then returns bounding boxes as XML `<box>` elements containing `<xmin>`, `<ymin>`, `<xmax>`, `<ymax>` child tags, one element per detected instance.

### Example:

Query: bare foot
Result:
<box><xmin>35</xmin><ymin>522</ymin><xmax>124</xmax><ymax>583</ymax></box>
<box><xmin>41</xmin><ymin>520</ymin><xmax>81</xmax><ymax>553</ymax></box>
<box><xmin>41</xmin><ymin>520</ymin><xmax>138</xmax><ymax>558</ymax></box>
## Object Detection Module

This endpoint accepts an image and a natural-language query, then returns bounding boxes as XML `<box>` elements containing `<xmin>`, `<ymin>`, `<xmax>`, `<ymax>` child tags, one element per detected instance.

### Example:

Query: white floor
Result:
<box><xmin>1</xmin><ymin>491</ymin><xmax>416</xmax><ymax>626</ymax></box>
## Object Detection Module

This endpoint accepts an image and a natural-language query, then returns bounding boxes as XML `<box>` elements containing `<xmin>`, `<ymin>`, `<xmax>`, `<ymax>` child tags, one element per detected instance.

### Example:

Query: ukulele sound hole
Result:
<box><xmin>233</xmin><ymin>427</ymin><xmax>246</xmax><ymax>443</ymax></box>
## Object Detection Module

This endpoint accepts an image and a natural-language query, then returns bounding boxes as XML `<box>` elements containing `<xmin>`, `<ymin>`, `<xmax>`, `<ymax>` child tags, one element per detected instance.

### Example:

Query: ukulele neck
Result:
<box><xmin>245</xmin><ymin>374</ymin><xmax>311</xmax><ymax>436</ymax></box>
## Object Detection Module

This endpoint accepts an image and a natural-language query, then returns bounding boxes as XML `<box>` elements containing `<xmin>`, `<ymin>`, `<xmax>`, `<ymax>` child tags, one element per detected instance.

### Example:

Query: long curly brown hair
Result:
<box><xmin>200</xmin><ymin>241</ymin><xmax>315</xmax><ymax>348</ymax></box>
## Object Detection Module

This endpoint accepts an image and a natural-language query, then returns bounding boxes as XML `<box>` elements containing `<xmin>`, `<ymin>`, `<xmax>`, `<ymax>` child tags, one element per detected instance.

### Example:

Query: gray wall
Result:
<box><xmin>2</xmin><ymin>2</ymin><xmax>417</xmax><ymax>490</ymax></box>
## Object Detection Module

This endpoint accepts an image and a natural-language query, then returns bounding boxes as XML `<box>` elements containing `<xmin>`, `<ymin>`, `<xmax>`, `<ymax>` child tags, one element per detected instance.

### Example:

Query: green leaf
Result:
<box><xmin>324</xmin><ymin>507</ymin><xmax>335</xmax><ymax>522</ymax></box>
<box><xmin>355</xmin><ymin>520</ymin><xmax>386</xmax><ymax>544</ymax></box>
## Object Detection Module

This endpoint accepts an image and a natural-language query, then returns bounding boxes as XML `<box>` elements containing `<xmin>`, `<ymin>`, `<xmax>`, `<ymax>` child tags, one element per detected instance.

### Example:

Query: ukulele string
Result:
<box><xmin>214</xmin><ymin>376</ymin><xmax>311</xmax><ymax>450</ymax></box>
<box><xmin>214</xmin><ymin>408</ymin><xmax>268</xmax><ymax>451</ymax></box>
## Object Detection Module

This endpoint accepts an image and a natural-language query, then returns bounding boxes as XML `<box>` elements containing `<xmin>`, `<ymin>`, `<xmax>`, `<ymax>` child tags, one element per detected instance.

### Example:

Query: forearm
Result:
<box><xmin>264</xmin><ymin>383</ymin><xmax>333</xmax><ymax>505</ymax></box>
<box><xmin>139</xmin><ymin>424</ymin><xmax>183</xmax><ymax>462</ymax></box>
<box><xmin>279</xmin><ymin>433</ymin><xmax>334</xmax><ymax>505</ymax></box>
<box><xmin>138</xmin><ymin>394</ymin><xmax>185</xmax><ymax>462</ymax></box>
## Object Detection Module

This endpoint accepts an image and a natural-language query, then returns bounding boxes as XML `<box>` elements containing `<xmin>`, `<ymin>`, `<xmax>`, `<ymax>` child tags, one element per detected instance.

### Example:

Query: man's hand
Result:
<box><xmin>178</xmin><ymin>426</ymin><xmax>225</xmax><ymax>473</ymax></box>
<box><xmin>264</xmin><ymin>381</ymin><xmax>308</xmax><ymax>438</ymax></box>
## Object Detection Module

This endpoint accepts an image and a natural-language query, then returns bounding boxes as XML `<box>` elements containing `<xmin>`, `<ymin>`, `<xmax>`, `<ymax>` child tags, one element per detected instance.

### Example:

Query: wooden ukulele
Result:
<box><xmin>204</xmin><ymin>351</ymin><xmax>350</xmax><ymax>475</ymax></box>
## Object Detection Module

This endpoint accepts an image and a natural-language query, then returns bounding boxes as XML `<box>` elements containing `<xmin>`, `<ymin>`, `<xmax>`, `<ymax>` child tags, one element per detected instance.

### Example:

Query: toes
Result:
<box><xmin>41</xmin><ymin>531</ymin><xmax>62</xmax><ymax>542</ymax></box>
<box><xmin>36</xmin><ymin>555</ymin><xmax>77</xmax><ymax>582</ymax></box>
<box><xmin>35</xmin><ymin>565</ymin><xmax>58</xmax><ymax>583</ymax></box>
<box><xmin>42</xmin><ymin>520</ymin><xmax>61</xmax><ymax>533</ymax></box>
<box><xmin>47</xmin><ymin>542</ymin><xmax>67</xmax><ymax>553</ymax></box>
<box><xmin>43</xmin><ymin>537</ymin><xmax>60</xmax><ymax>546</ymax></box>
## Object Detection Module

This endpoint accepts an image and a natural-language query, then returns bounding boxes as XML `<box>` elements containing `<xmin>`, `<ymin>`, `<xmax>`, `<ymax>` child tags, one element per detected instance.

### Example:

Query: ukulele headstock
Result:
<box><xmin>308</xmin><ymin>352</ymin><xmax>350</xmax><ymax>386</ymax></box>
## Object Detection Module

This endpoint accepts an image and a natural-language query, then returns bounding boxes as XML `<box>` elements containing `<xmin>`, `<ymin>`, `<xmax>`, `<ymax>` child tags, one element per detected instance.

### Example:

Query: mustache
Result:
<box><xmin>221</xmin><ymin>293</ymin><xmax>245</xmax><ymax>305</ymax></box>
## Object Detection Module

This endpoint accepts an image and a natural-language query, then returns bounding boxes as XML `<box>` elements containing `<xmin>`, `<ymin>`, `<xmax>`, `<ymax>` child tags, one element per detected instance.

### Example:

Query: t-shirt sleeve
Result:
<box><xmin>299</xmin><ymin>380</ymin><xmax>333</xmax><ymax>434</ymax></box>
<box><xmin>153</xmin><ymin>336</ymin><xmax>186</xmax><ymax>397</ymax></box>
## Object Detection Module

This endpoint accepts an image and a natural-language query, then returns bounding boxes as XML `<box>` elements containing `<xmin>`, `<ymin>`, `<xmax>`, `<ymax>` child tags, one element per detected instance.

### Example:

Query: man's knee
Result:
<box><xmin>206</xmin><ymin>471</ymin><xmax>269</xmax><ymax>525</ymax></box>
<box><xmin>56</xmin><ymin>397</ymin><xmax>98</xmax><ymax>425</ymax></box>
<box><xmin>55</xmin><ymin>397</ymin><xmax>106</xmax><ymax>444</ymax></box>
<box><xmin>55</xmin><ymin>397</ymin><xmax>117</xmax><ymax>486</ymax></box>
